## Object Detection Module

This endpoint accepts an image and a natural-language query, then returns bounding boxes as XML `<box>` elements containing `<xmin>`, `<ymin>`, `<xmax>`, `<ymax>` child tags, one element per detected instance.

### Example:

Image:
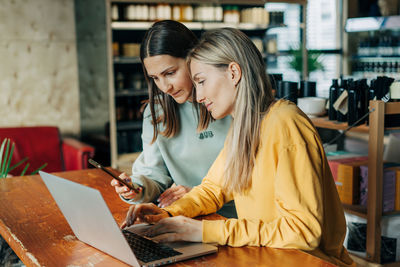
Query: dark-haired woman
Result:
<box><xmin>111</xmin><ymin>20</ymin><xmax>235</xmax><ymax>217</ymax></box>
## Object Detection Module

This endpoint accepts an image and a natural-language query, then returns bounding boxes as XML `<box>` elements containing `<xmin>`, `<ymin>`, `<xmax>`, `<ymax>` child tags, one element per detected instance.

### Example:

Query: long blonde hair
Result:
<box><xmin>188</xmin><ymin>28</ymin><xmax>274</xmax><ymax>194</ymax></box>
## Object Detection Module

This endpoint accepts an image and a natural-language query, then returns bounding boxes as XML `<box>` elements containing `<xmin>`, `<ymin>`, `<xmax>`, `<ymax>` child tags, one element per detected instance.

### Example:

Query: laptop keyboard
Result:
<box><xmin>122</xmin><ymin>230</ymin><xmax>182</xmax><ymax>263</ymax></box>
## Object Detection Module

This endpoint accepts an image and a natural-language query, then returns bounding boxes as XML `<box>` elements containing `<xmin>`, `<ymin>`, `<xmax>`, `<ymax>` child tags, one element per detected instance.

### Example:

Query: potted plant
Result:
<box><xmin>0</xmin><ymin>138</ymin><xmax>47</xmax><ymax>266</ymax></box>
<box><xmin>287</xmin><ymin>46</ymin><xmax>325</xmax><ymax>75</ymax></box>
<box><xmin>0</xmin><ymin>138</ymin><xmax>47</xmax><ymax>178</ymax></box>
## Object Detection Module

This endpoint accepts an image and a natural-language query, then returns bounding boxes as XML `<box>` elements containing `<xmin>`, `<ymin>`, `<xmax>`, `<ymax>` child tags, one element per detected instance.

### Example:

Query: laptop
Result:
<box><xmin>39</xmin><ymin>171</ymin><xmax>217</xmax><ymax>267</ymax></box>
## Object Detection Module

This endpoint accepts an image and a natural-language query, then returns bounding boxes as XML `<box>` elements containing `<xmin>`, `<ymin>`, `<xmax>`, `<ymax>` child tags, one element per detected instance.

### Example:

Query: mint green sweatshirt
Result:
<box><xmin>124</xmin><ymin>101</ymin><xmax>236</xmax><ymax>217</ymax></box>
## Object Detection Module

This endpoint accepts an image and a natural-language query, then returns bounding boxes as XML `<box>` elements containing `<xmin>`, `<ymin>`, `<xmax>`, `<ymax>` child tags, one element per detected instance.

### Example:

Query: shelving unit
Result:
<box><xmin>312</xmin><ymin>100</ymin><xmax>400</xmax><ymax>266</ymax></box>
<box><xmin>106</xmin><ymin>0</ymin><xmax>307</xmax><ymax>169</ymax></box>
<box><xmin>343</xmin><ymin>15</ymin><xmax>400</xmax><ymax>79</ymax></box>
<box><xmin>345</xmin><ymin>15</ymin><xmax>400</xmax><ymax>33</ymax></box>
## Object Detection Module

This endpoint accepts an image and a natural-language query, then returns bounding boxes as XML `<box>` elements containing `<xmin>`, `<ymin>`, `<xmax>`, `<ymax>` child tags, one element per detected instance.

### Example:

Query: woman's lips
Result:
<box><xmin>171</xmin><ymin>90</ymin><xmax>182</xmax><ymax>97</ymax></box>
<box><xmin>205</xmin><ymin>103</ymin><xmax>212</xmax><ymax>111</ymax></box>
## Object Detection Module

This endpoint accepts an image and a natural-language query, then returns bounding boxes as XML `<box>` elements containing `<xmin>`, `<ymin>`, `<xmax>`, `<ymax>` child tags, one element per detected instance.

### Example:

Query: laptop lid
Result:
<box><xmin>39</xmin><ymin>171</ymin><xmax>217</xmax><ymax>267</ymax></box>
<box><xmin>40</xmin><ymin>171</ymin><xmax>140</xmax><ymax>266</ymax></box>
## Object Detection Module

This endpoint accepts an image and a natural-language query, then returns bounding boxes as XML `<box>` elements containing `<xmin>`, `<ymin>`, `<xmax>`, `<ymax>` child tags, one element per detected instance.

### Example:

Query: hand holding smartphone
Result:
<box><xmin>88</xmin><ymin>159</ymin><xmax>141</xmax><ymax>194</ymax></box>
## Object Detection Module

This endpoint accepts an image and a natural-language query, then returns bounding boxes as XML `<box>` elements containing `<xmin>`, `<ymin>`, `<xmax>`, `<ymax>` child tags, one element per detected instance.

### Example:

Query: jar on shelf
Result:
<box><xmin>214</xmin><ymin>5</ymin><xmax>223</xmax><ymax>22</ymax></box>
<box><xmin>140</xmin><ymin>4</ymin><xmax>149</xmax><ymax>21</ymax></box>
<box><xmin>266</xmin><ymin>36</ymin><xmax>277</xmax><ymax>54</ymax></box>
<box><xmin>122</xmin><ymin>43</ymin><xmax>140</xmax><ymax>57</ymax></box>
<box><xmin>242</xmin><ymin>8</ymin><xmax>269</xmax><ymax>24</ymax></box>
<box><xmin>223</xmin><ymin>5</ymin><xmax>240</xmax><ymax>24</ymax></box>
<box><xmin>156</xmin><ymin>4</ymin><xmax>171</xmax><ymax>20</ymax></box>
<box><xmin>111</xmin><ymin>4</ymin><xmax>119</xmax><ymax>21</ymax></box>
<box><xmin>149</xmin><ymin>5</ymin><xmax>157</xmax><ymax>21</ymax></box>
<box><xmin>251</xmin><ymin>37</ymin><xmax>264</xmax><ymax>53</ymax></box>
<box><xmin>116</xmin><ymin>105</ymin><xmax>125</xmax><ymax>121</ymax></box>
<box><xmin>195</xmin><ymin>4</ymin><xmax>214</xmax><ymax>22</ymax></box>
<box><xmin>172</xmin><ymin>5</ymin><xmax>182</xmax><ymax>21</ymax></box>
<box><xmin>116</xmin><ymin>72</ymin><xmax>125</xmax><ymax>91</ymax></box>
<box><xmin>126</xmin><ymin>98</ymin><xmax>135</xmax><ymax>121</ymax></box>
<box><xmin>241</xmin><ymin>8</ymin><xmax>249</xmax><ymax>23</ymax></box>
<box><xmin>112</xmin><ymin>42</ymin><xmax>119</xmax><ymax>57</ymax></box>
<box><xmin>130</xmin><ymin>73</ymin><xmax>144</xmax><ymax>91</ymax></box>
<box><xmin>125</xmin><ymin>4</ymin><xmax>135</xmax><ymax>21</ymax></box>
<box><xmin>181</xmin><ymin>5</ymin><xmax>193</xmax><ymax>22</ymax></box>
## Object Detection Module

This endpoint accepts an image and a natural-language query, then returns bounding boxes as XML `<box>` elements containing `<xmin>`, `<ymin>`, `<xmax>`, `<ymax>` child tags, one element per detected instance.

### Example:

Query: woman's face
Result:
<box><xmin>190</xmin><ymin>59</ymin><xmax>237</xmax><ymax>119</ymax></box>
<box><xmin>144</xmin><ymin>55</ymin><xmax>193</xmax><ymax>103</ymax></box>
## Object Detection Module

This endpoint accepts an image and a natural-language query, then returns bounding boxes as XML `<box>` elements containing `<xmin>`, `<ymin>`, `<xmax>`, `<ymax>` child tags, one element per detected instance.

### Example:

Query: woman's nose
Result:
<box><xmin>196</xmin><ymin>92</ymin><xmax>205</xmax><ymax>103</ymax></box>
<box><xmin>158</xmin><ymin>79</ymin><xmax>172</xmax><ymax>93</ymax></box>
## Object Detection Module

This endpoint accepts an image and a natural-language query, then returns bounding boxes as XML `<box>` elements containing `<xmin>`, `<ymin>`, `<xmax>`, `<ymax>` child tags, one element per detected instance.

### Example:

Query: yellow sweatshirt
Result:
<box><xmin>164</xmin><ymin>100</ymin><xmax>354</xmax><ymax>266</ymax></box>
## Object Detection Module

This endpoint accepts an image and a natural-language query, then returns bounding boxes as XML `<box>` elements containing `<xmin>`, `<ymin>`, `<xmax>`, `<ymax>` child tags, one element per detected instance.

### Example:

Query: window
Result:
<box><xmin>265</xmin><ymin>0</ymin><xmax>341</xmax><ymax>98</ymax></box>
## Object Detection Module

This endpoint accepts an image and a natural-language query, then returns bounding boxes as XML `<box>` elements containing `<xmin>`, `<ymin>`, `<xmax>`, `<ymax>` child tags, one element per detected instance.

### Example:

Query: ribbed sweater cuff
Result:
<box><xmin>202</xmin><ymin>220</ymin><xmax>225</xmax><ymax>244</ymax></box>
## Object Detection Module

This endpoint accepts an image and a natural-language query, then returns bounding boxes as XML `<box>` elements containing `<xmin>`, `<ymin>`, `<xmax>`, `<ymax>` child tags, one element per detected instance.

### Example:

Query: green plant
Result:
<box><xmin>287</xmin><ymin>46</ymin><xmax>325</xmax><ymax>74</ymax></box>
<box><xmin>0</xmin><ymin>138</ymin><xmax>47</xmax><ymax>178</ymax></box>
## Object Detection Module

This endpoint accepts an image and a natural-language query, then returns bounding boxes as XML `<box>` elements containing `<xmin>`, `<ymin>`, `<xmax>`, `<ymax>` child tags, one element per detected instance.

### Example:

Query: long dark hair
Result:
<box><xmin>140</xmin><ymin>20</ymin><xmax>212</xmax><ymax>143</ymax></box>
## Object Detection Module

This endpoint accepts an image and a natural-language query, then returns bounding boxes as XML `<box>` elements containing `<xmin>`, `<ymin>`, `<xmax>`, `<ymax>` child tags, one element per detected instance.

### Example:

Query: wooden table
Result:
<box><xmin>0</xmin><ymin>169</ymin><xmax>335</xmax><ymax>267</ymax></box>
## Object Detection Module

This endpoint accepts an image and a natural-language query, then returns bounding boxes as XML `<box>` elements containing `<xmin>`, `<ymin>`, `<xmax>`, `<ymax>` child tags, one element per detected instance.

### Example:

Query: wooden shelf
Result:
<box><xmin>114</xmin><ymin>56</ymin><xmax>141</xmax><ymax>64</ymax></box>
<box><xmin>343</xmin><ymin>204</ymin><xmax>367</xmax><ymax>218</ymax></box>
<box><xmin>345</xmin><ymin>15</ymin><xmax>400</xmax><ymax>32</ymax></box>
<box><xmin>111</xmin><ymin>0</ymin><xmax>307</xmax><ymax>5</ymax></box>
<box><xmin>314</xmin><ymin>101</ymin><xmax>400</xmax><ymax>264</ymax></box>
<box><xmin>343</xmin><ymin>204</ymin><xmax>400</xmax><ymax>219</ymax></box>
<box><xmin>115</xmin><ymin>89</ymin><xmax>147</xmax><ymax>97</ymax></box>
<box><xmin>311</xmin><ymin>116</ymin><xmax>400</xmax><ymax>133</ymax></box>
<box><xmin>112</xmin><ymin>21</ymin><xmax>281</xmax><ymax>31</ymax></box>
<box><xmin>116</xmin><ymin>120</ymin><xmax>142</xmax><ymax>131</ymax></box>
<box><xmin>350</xmin><ymin>253</ymin><xmax>400</xmax><ymax>267</ymax></box>
<box><xmin>310</xmin><ymin>116</ymin><xmax>369</xmax><ymax>133</ymax></box>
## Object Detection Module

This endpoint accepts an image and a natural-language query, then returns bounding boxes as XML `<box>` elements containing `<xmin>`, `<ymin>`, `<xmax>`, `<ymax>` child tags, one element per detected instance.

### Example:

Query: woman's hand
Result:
<box><xmin>121</xmin><ymin>203</ymin><xmax>170</xmax><ymax>228</ymax></box>
<box><xmin>111</xmin><ymin>173</ymin><xmax>140</xmax><ymax>200</ymax></box>
<box><xmin>157</xmin><ymin>184</ymin><xmax>192</xmax><ymax>208</ymax></box>
<box><xmin>145</xmin><ymin>216</ymin><xmax>202</xmax><ymax>243</ymax></box>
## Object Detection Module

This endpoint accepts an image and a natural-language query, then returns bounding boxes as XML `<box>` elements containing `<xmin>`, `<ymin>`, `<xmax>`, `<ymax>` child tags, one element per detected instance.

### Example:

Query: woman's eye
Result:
<box><xmin>166</xmin><ymin>71</ymin><xmax>175</xmax><ymax>76</ymax></box>
<box><xmin>198</xmin><ymin>80</ymin><xmax>205</xmax><ymax>86</ymax></box>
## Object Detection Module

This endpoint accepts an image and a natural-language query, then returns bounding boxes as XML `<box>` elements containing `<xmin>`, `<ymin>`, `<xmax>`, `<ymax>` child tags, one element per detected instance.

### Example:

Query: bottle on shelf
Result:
<box><xmin>116</xmin><ymin>72</ymin><xmax>125</xmax><ymax>91</ymax></box>
<box><xmin>328</xmin><ymin>79</ymin><xmax>339</xmax><ymax>121</ymax></box>
<box><xmin>115</xmin><ymin>98</ymin><xmax>126</xmax><ymax>121</ymax></box>
<box><xmin>269</xmin><ymin>11</ymin><xmax>284</xmax><ymax>25</ymax></box>
<box><xmin>359</xmin><ymin>79</ymin><xmax>369</xmax><ymax>124</ymax></box>
<box><xmin>337</xmin><ymin>79</ymin><xmax>348</xmax><ymax>123</ymax></box>
<box><xmin>347</xmin><ymin>79</ymin><xmax>368</xmax><ymax>126</ymax></box>
<box><xmin>126</xmin><ymin>97</ymin><xmax>135</xmax><ymax>121</ymax></box>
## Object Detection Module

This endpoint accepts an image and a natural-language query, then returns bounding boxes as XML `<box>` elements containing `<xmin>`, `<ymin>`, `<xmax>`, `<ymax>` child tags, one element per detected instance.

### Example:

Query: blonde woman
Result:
<box><xmin>122</xmin><ymin>28</ymin><xmax>354</xmax><ymax>267</ymax></box>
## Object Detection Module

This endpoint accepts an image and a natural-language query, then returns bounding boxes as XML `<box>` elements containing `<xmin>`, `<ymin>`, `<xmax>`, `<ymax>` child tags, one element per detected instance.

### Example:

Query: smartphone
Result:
<box><xmin>88</xmin><ymin>159</ymin><xmax>141</xmax><ymax>194</ymax></box>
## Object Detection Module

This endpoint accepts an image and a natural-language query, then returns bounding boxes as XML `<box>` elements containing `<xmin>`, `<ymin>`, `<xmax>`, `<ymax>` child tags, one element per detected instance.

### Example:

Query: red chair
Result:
<box><xmin>0</xmin><ymin>126</ymin><xmax>95</xmax><ymax>175</ymax></box>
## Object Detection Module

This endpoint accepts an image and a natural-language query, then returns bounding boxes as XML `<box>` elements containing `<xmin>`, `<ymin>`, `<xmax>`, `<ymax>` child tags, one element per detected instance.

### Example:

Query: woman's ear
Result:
<box><xmin>228</xmin><ymin>62</ymin><xmax>242</xmax><ymax>86</ymax></box>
